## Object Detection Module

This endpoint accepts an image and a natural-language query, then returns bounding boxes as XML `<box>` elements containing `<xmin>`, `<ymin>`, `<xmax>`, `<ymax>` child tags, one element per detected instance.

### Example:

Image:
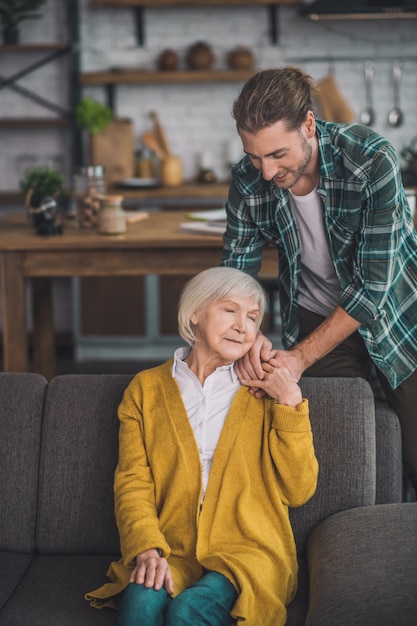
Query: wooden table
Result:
<box><xmin>0</xmin><ymin>211</ymin><xmax>278</xmax><ymax>379</ymax></box>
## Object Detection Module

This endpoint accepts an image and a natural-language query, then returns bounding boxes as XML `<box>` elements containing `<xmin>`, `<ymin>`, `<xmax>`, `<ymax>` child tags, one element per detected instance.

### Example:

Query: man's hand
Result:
<box><xmin>262</xmin><ymin>348</ymin><xmax>305</xmax><ymax>382</ymax></box>
<box><xmin>130</xmin><ymin>548</ymin><xmax>174</xmax><ymax>595</ymax></box>
<box><xmin>241</xmin><ymin>359</ymin><xmax>302</xmax><ymax>407</ymax></box>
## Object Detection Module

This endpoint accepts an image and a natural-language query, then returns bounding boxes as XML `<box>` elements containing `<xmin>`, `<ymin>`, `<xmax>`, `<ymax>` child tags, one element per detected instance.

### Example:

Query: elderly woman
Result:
<box><xmin>86</xmin><ymin>266</ymin><xmax>318</xmax><ymax>626</ymax></box>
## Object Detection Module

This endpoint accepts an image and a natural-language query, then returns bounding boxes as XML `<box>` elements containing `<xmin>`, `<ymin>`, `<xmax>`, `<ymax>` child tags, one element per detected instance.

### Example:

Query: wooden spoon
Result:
<box><xmin>140</xmin><ymin>131</ymin><xmax>166</xmax><ymax>159</ymax></box>
<box><xmin>150</xmin><ymin>110</ymin><xmax>171</xmax><ymax>156</ymax></box>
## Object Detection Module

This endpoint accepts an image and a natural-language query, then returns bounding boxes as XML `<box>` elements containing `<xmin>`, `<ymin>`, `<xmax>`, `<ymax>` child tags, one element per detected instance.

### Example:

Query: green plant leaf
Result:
<box><xmin>75</xmin><ymin>97</ymin><xmax>114</xmax><ymax>135</ymax></box>
<box><xmin>20</xmin><ymin>165</ymin><xmax>64</xmax><ymax>208</ymax></box>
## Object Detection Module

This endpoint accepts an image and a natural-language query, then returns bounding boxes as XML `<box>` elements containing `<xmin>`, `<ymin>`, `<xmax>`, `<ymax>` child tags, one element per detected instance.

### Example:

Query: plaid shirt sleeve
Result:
<box><xmin>221</xmin><ymin>177</ymin><xmax>270</xmax><ymax>276</ymax></box>
<box><xmin>336</xmin><ymin>141</ymin><xmax>405</xmax><ymax>324</ymax></box>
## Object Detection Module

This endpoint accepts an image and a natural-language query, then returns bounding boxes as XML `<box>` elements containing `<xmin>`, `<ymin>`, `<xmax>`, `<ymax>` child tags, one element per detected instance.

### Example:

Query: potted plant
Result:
<box><xmin>75</xmin><ymin>97</ymin><xmax>135</xmax><ymax>186</ymax></box>
<box><xmin>20</xmin><ymin>164</ymin><xmax>65</xmax><ymax>235</ymax></box>
<box><xmin>75</xmin><ymin>97</ymin><xmax>113</xmax><ymax>136</ymax></box>
<box><xmin>0</xmin><ymin>0</ymin><xmax>46</xmax><ymax>45</ymax></box>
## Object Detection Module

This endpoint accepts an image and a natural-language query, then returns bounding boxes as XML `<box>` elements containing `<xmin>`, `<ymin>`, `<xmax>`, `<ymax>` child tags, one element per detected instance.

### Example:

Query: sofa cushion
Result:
<box><xmin>0</xmin><ymin>553</ymin><xmax>34</xmax><ymax>611</ymax></box>
<box><xmin>286</xmin><ymin>556</ymin><xmax>308</xmax><ymax>626</ymax></box>
<box><xmin>36</xmin><ymin>374</ymin><xmax>133</xmax><ymax>554</ymax></box>
<box><xmin>0</xmin><ymin>554</ymin><xmax>118</xmax><ymax>626</ymax></box>
<box><xmin>306</xmin><ymin>502</ymin><xmax>417</xmax><ymax>626</ymax></box>
<box><xmin>0</xmin><ymin>373</ymin><xmax>47</xmax><ymax>552</ymax></box>
<box><xmin>290</xmin><ymin>377</ymin><xmax>376</xmax><ymax>555</ymax></box>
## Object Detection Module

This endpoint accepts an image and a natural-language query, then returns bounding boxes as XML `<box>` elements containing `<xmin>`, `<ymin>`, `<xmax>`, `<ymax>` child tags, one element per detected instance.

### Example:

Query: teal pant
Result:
<box><xmin>117</xmin><ymin>570</ymin><xmax>237</xmax><ymax>626</ymax></box>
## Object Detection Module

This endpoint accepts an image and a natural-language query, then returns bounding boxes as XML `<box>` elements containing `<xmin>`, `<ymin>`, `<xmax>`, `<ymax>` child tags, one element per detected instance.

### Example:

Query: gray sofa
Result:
<box><xmin>1</xmin><ymin>372</ymin><xmax>416</xmax><ymax>626</ymax></box>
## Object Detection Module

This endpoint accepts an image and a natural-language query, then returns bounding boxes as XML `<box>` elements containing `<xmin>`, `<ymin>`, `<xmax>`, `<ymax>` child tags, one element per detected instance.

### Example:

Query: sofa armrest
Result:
<box><xmin>305</xmin><ymin>503</ymin><xmax>417</xmax><ymax>626</ymax></box>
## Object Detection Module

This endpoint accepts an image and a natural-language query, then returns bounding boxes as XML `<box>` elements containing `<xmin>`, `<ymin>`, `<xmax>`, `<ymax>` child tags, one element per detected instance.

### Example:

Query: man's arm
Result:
<box><xmin>284</xmin><ymin>305</ymin><xmax>361</xmax><ymax>380</ymax></box>
<box><xmin>236</xmin><ymin>306</ymin><xmax>361</xmax><ymax>394</ymax></box>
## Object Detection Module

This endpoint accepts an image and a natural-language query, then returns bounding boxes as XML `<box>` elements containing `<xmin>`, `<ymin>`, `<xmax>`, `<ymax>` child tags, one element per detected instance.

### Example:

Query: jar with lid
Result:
<box><xmin>98</xmin><ymin>195</ymin><xmax>127</xmax><ymax>235</ymax></box>
<box><xmin>73</xmin><ymin>165</ymin><xmax>106</xmax><ymax>229</ymax></box>
<box><xmin>135</xmin><ymin>147</ymin><xmax>159</xmax><ymax>181</ymax></box>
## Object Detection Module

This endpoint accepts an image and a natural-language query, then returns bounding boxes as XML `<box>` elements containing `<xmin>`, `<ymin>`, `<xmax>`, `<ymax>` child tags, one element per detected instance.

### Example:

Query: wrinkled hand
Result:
<box><xmin>130</xmin><ymin>548</ymin><xmax>174</xmax><ymax>595</ymax></box>
<box><xmin>241</xmin><ymin>359</ymin><xmax>302</xmax><ymax>408</ymax></box>
<box><xmin>234</xmin><ymin>332</ymin><xmax>275</xmax><ymax>392</ymax></box>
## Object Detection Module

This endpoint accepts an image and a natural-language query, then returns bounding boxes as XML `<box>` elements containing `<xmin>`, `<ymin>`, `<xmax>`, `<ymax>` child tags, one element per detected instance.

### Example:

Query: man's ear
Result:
<box><xmin>304</xmin><ymin>110</ymin><xmax>316</xmax><ymax>138</ymax></box>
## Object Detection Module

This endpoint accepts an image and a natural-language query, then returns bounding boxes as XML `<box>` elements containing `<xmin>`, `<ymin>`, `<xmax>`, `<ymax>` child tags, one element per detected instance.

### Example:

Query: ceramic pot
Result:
<box><xmin>227</xmin><ymin>46</ymin><xmax>254</xmax><ymax>71</ymax></box>
<box><xmin>157</xmin><ymin>48</ymin><xmax>180</xmax><ymax>71</ymax></box>
<box><xmin>186</xmin><ymin>42</ymin><xmax>214</xmax><ymax>71</ymax></box>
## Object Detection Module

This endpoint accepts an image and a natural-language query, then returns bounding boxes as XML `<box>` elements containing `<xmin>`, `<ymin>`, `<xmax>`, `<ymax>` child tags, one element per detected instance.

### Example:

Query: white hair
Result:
<box><xmin>178</xmin><ymin>267</ymin><xmax>267</xmax><ymax>346</ymax></box>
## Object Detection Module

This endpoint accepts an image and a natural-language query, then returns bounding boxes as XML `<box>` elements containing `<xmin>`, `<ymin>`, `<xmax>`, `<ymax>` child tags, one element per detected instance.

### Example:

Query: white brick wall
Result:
<box><xmin>0</xmin><ymin>1</ymin><xmax>416</xmax><ymax>336</ymax></box>
<box><xmin>78</xmin><ymin>1</ymin><xmax>417</xmax><ymax>181</ymax></box>
<box><xmin>1</xmin><ymin>0</ymin><xmax>416</xmax><ymax>189</ymax></box>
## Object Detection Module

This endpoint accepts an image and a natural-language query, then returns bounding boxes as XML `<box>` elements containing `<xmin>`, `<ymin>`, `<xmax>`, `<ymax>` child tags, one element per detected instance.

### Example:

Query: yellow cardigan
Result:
<box><xmin>86</xmin><ymin>359</ymin><xmax>318</xmax><ymax>626</ymax></box>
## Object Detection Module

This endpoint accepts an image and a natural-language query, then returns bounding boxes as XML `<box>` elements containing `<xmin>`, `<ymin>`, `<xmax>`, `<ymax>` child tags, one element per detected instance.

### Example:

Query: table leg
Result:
<box><xmin>0</xmin><ymin>252</ymin><xmax>29</xmax><ymax>372</ymax></box>
<box><xmin>32</xmin><ymin>278</ymin><xmax>55</xmax><ymax>380</ymax></box>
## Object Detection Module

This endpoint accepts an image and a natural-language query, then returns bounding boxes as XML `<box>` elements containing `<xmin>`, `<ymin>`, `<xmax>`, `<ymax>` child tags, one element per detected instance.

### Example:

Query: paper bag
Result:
<box><xmin>90</xmin><ymin>118</ymin><xmax>135</xmax><ymax>186</ymax></box>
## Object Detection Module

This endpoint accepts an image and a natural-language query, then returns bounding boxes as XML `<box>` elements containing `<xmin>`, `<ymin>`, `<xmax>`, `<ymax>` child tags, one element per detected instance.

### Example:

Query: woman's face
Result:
<box><xmin>191</xmin><ymin>294</ymin><xmax>260</xmax><ymax>365</ymax></box>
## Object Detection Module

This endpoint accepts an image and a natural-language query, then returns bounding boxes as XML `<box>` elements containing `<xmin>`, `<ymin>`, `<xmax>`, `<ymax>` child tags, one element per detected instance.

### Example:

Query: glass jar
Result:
<box><xmin>135</xmin><ymin>147</ymin><xmax>159</xmax><ymax>180</ymax></box>
<box><xmin>98</xmin><ymin>195</ymin><xmax>126</xmax><ymax>235</ymax></box>
<box><xmin>73</xmin><ymin>165</ymin><xmax>106</xmax><ymax>228</ymax></box>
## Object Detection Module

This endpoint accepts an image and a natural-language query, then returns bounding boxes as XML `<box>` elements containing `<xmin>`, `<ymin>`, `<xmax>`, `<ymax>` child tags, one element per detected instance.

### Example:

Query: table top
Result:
<box><xmin>0</xmin><ymin>210</ymin><xmax>226</xmax><ymax>251</ymax></box>
<box><xmin>0</xmin><ymin>211</ymin><xmax>279</xmax><ymax>278</ymax></box>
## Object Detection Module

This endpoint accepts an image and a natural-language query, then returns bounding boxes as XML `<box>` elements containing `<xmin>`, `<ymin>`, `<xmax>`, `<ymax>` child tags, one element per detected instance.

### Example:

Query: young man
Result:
<box><xmin>221</xmin><ymin>66</ymin><xmax>417</xmax><ymax>496</ymax></box>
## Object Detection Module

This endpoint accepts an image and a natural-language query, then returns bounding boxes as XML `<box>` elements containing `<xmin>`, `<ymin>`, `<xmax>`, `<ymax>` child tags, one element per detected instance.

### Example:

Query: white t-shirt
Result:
<box><xmin>288</xmin><ymin>185</ymin><xmax>340</xmax><ymax>317</ymax></box>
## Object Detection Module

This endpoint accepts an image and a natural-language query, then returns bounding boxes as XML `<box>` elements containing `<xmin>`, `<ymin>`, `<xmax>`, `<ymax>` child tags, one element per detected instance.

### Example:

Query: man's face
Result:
<box><xmin>239</xmin><ymin>118</ymin><xmax>315</xmax><ymax>191</ymax></box>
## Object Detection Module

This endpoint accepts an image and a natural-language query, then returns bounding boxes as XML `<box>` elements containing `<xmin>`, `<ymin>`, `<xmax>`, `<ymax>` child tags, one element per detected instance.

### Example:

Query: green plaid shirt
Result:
<box><xmin>222</xmin><ymin>120</ymin><xmax>417</xmax><ymax>388</ymax></box>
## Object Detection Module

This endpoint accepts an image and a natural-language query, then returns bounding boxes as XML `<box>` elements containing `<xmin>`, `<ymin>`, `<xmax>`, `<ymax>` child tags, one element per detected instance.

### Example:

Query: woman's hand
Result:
<box><xmin>241</xmin><ymin>359</ymin><xmax>302</xmax><ymax>408</ymax></box>
<box><xmin>130</xmin><ymin>548</ymin><xmax>174</xmax><ymax>595</ymax></box>
<box><xmin>234</xmin><ymin>332</ymin><xmax>276</xmax><ymax>397</ymax></box>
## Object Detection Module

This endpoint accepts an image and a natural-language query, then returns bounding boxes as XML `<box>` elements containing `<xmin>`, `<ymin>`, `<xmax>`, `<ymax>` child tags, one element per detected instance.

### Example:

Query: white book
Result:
<box><xmin>180</xmin><ymin>221</ymin><xmax>226</xmax><ymax>236</ymax></box>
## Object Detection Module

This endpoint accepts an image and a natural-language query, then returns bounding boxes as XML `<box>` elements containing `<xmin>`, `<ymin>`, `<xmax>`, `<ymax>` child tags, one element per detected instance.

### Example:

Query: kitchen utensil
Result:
<box><xmin>359</xmin><ymin>61</ymin><xmax>375</xmax><ymax>126</ymax></box>
<box><xmin>150</xmin><ymin>110</ymin><xmax>171</xmax><ymax>156</ymax></box>
<box><xmin>387</xmin><ymin>61</ymin><xmax>404</xmax><ymax>128</ymax></box>
<box><xmin>161</xmin><ymin>155</ymin><xmax>182</xmax><ymax>187</ymax></box>
<box><xmin>316</xmin><ymin>74</ymin><xmax>354</xmax><ymax>123</ymax></box>
<box><xmin>140</xmin><ymin>131</ymin><xmax>166</xmax><ymax>159</ymax></box>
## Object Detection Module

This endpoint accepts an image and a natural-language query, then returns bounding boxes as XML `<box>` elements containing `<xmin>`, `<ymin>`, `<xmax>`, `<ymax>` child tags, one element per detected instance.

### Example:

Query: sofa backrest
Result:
<box><xmin>36</xmin><ymin>374</ymin><xmax>133</xmax><ymax>555</ymax></box>
<box><xmin>291</xmin><ymin>377</ymin><xmax>377</xmax><ymax>555</ymax></box>
<box><xmin>34</xmin><ymin>373</ymin><xmax>398</xmax><ymax>559</ymax></box>
<box><xmin>0</xmin><ymin>373</ymin><xmax>47</xmax><ymax>553</ymax></box>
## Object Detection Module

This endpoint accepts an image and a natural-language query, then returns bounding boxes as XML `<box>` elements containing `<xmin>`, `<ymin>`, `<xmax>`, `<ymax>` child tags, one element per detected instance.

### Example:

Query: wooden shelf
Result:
<box><xmin>0</xmin><ymin>118</ymin><xmax>70</xmax><ymax>128</ymax></box>
<box><xmin>0</xmin><ymin>191</ymin><xmax>25</xmax><ymax>204</ymax></box>
<box><xmin>0</xmin><ymin>183</ymin><xmax>229</xmax><ymax>206</ymax></box>
<box><xmin>111</xmin><ymin>181</ymin><xmax>229</xmax><ymax>200</ymax></box>
<box><xmin>92</xmin><ymin>0</ymin><xmax>300</xmax><ymax>6</ymax></box>
<box><xmin>80</xmin><ymin>68</ymin><xmax>256</xmax><ymax>86</ymax></box>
